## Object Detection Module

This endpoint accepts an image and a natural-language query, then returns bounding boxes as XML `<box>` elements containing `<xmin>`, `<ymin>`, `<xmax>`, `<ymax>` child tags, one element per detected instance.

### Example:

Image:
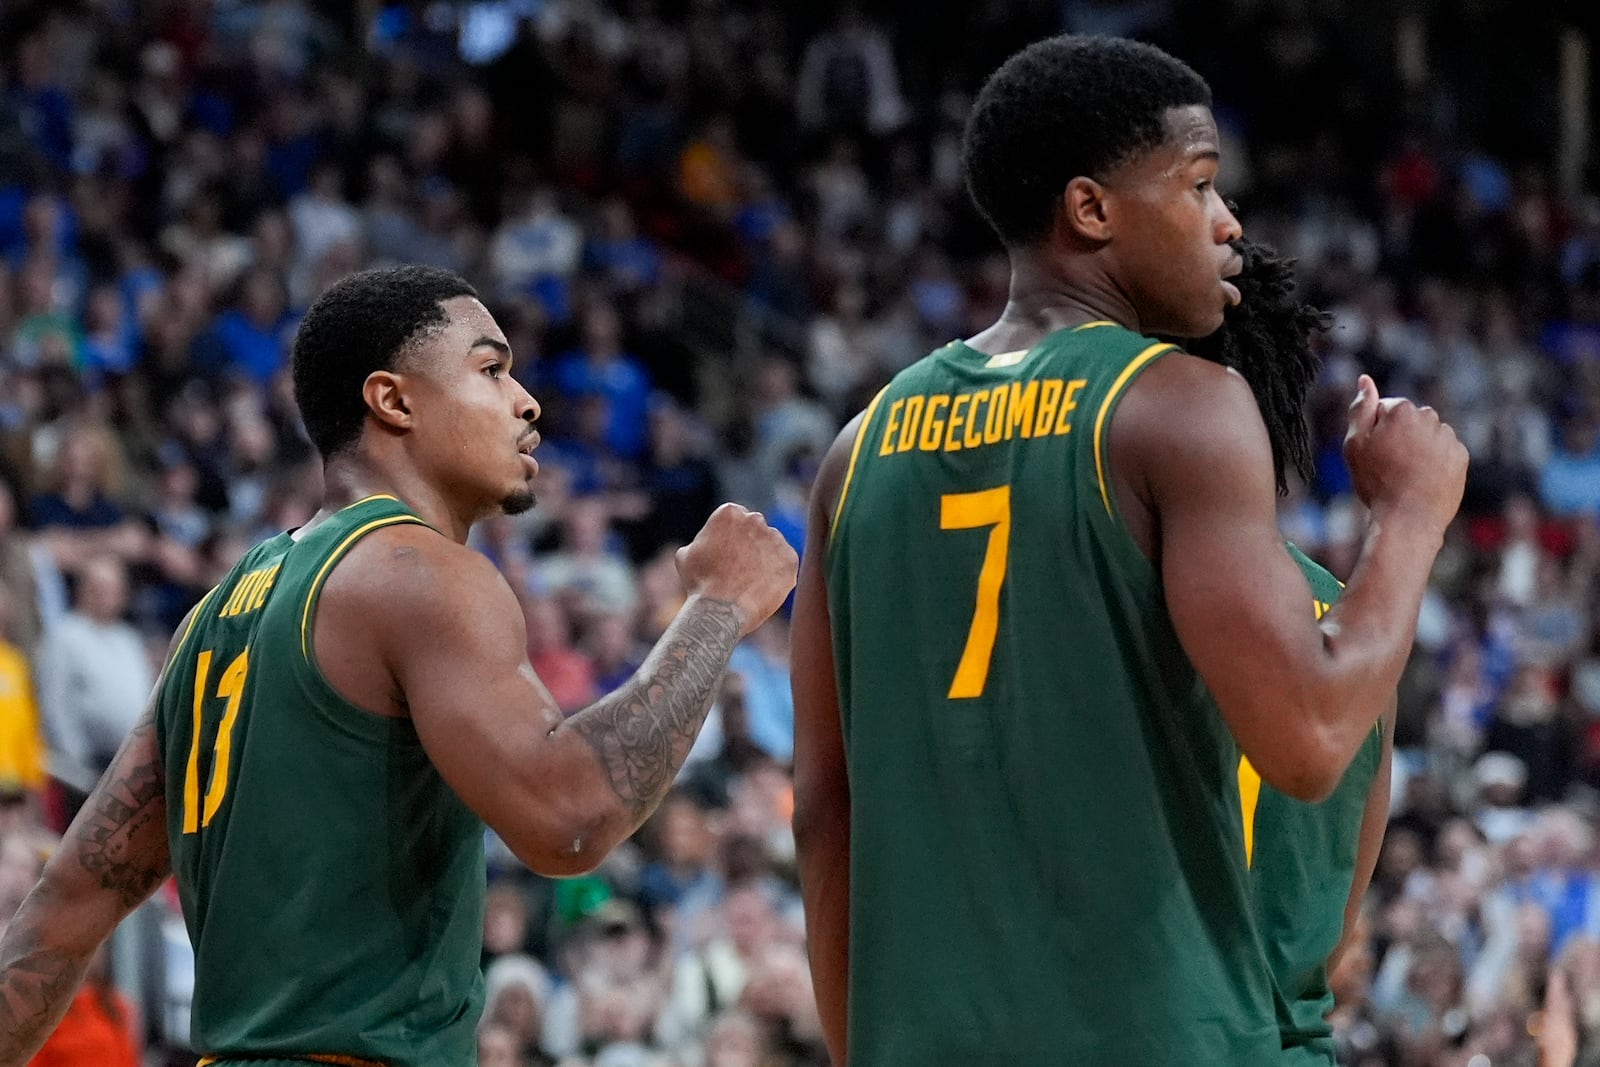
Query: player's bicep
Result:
<box><xmin>1129</xmin><ymin>362</ymin><xmax>1334</xmax><ymax>791</ymax></box>
<box><xmin>378</xmin><ymin>551</ymin><xmax>566</xmax><ymax>844</ymax></box>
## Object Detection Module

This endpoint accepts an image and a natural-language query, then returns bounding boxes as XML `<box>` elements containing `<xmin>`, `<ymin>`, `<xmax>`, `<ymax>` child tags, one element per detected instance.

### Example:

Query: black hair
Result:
<box><xmin>291</xmin><ymin>265</ymin><xmax>478</xmax><ymax>458</ymax></box>
<box><xmin>963</xmin><ymin>35</ymin><xmax>1212</xmax><ymax>248</ymax></box>
<box><xmin>1186</xmin><ymin>235</ymin><xmax>1328</xmax><ymax>495</ymax></box>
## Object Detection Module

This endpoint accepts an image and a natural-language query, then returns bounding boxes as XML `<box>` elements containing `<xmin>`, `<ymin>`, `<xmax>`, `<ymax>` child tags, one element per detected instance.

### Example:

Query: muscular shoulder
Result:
<box><xmin>320</xmin><ymin>523</ymin><xmax>522</xmax><ymax>648</ymax></box>
<box><xmin>1114</xmin><ymin>351</ymin><xmax>1271</xmax><ymax>482</ymax></box>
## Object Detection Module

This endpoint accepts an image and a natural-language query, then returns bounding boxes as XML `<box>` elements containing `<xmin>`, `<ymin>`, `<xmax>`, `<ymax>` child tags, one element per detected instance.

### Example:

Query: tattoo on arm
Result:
<box><xmin>0</xmin><ymin>707</ymin><xmax>169</xmax><ymax>1065</ymax></box>
<box><xmin>0</xmin><ymin>889</ymin><xmax>89</xmax><ymax>1065</ymax></box>
<box><xmin>570</xmin><ymin>597</ymin><xmax>742</xmax><ymax>817</ymax></box>
<box><xmin>75</xmin><ymin>711</ymin><xmax>171</xmax><ymax>909</ymax></box>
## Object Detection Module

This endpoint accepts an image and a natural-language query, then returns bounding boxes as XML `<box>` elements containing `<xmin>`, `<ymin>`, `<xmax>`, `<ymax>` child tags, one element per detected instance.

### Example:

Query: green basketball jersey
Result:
<box><xmin>825</xmin><ymin>323</ymin><xmax>1280</xmax><ymax>1066</ymax></box>
<box><xmin>154</xmin><ymin>494</ymin><xmax>485</xmax><ymax>1067</ymax></box>
<box><xmin>1241</xmin><ymin>543</ymin><xmax>1383</xmax><ymax>1066</ymax></box>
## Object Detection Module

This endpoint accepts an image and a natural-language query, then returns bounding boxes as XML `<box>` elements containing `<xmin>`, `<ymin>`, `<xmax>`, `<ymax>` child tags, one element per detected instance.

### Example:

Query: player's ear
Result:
<box><xmin>363</xmin><ymin>370</ymin><xmax>413</xmax><ymax>431</ymax></box>
<box><xmin>1060</xmin><ymin>176</ymin><xmax>1113</xmax><ymax>243</ymax></box>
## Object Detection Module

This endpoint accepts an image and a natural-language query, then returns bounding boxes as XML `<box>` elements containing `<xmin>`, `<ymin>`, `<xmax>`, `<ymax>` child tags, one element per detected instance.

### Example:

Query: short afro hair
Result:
<box><xmin>291</xmin><ymin>265</ymin><xmax>478</xmax><ymax>458</ymax></box>
<box><xmin>964</xmin><ymin>35</ymin><xmax>1212</xmax><ymax>248</ymax></box>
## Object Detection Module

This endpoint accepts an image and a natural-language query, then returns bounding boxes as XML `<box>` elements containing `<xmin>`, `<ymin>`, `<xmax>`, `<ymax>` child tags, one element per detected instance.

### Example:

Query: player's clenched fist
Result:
<box><xmin>1343</xmin><ymin>373</ymin><xmax>1469</xmax><ymax>535</ymax></box>
<box><xmin>676</xmin><ymin>503</ymin><xmax>799</xmax><ymax>636</ymax></box>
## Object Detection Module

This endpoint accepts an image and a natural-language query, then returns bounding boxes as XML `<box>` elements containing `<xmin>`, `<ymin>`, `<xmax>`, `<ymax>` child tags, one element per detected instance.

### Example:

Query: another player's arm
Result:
<box><xmin>0</xmin><ymin>608</ymin><xmax>195</xmax><ymax>1067</ymax></box>
<box><xmin>1327</xmin><ymin>704</ymin><xmax>1394</xmax><ymax>977</ymax></box>
<box><xmin>1119</xmin><ymin>360</ymin><xmax>1465</xmax><ymax>801</ymax></box>
<box><xmin>382</xmin><ymin>505</ymin><xmax>795</xmax><ymax>877</ymax></box>
<box><xmin>791</xmin><ymin>416</ymin><xmax>861</xmax><ymax>1067</ymax></box>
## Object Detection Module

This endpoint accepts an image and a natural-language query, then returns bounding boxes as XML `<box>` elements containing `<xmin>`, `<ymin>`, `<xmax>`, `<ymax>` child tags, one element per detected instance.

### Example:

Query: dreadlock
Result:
<box><xmin>1185</xmin><ymin>234</ymin><xmax>1328</xmax><ymax>495</ymax></box>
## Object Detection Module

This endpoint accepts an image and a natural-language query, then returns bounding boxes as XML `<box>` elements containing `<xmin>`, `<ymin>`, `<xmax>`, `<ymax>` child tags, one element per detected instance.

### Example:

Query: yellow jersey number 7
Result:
<box><xmin>940</xmin><ymin>486</ymin><xmax>1011</xmax><ymax>699</ymax></box>
<box><xmin>182</xmin><ymin>647</ymin><xmax>250</xmax><ymax>834</ymax></box>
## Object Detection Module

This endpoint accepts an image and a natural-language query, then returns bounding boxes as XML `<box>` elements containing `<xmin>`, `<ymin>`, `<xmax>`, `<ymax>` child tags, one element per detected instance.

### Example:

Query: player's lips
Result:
<box><xmin>516</xmin><ymin>432</ymin><xmax>540</xmax><ymax>475</ymax></box>
<box><xmin>1221</xmin><ymin>256</ymin><xmax>1244</xmax><ymax>307</ymax></box>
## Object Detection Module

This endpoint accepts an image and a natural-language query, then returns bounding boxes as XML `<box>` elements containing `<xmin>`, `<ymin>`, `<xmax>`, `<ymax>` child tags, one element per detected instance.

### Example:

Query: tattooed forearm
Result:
<box><xmin>570</xmin><ymin>597</ymin><xmax>742</xmax><ymax>817</ymax></box>
<box><xmin>74</xmin><ymin>712</ymin><xmax>171</xmax><ymax>908</ymax></box>
<box><xmin>0</xmin><ymin>887</ymin><xmax>90</xmax><ymax>1065</ymax></box>
<box><xmin>0</xmin><ymin>705</ymin><xmax>172</xmax><ymax>1064</ymax></box>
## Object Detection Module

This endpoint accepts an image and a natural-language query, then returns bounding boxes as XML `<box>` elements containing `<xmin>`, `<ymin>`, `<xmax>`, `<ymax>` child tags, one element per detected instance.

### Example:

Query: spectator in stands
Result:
<box><xmin>548</xmin><ymin>303</ymin><xmax>653</xmax><ymax>461</ymax></box>
<box><xmin>523</xmin><ymin>594</ymin><xmax>600</xmax><ymax>716</ymax></box>
<box><xmin>28</xmin><ymin>421</ymin><xmax>147</xmax><ymax>571</ymax></box>
<box><xmin>0</xmin><ymin>583</ymin><xmax>45</xmax><ymax>806</ymax></box>
<box><xmin>484</xmin><ymin>953</ymin><xmax>556</xmax><ymax>1066</ymax></box>
<box><xmin>540</xmin><ymin>496</ymin><xmax>638</xmax><ymax>620</ymax></box>
<box><xmin>35</xmin><ymin>556</ymin><xmax>152</xmax><ymax>782</ymax></box>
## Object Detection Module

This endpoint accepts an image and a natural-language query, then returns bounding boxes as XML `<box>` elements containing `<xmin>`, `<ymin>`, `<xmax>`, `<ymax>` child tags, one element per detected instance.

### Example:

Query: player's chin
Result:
<box><xmin>501</xmin><ymin>485</ymin><xmax>537</xmax><ymax>516</ymax></box>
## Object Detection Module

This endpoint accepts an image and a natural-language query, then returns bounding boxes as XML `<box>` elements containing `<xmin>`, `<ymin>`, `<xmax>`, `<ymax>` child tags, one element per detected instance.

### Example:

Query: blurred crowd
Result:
<box><xmin>0</xmin><ymin>1</ymin><xmax>1595</xmax><ymax>1065</ymax></box>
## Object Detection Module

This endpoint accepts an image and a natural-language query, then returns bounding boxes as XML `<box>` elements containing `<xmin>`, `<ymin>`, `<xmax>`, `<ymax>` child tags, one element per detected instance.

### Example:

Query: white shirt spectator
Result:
<box><xmin>36</xmin><ymin>559</ymin><xmax>153</xmax><ymax>778</ymax></box>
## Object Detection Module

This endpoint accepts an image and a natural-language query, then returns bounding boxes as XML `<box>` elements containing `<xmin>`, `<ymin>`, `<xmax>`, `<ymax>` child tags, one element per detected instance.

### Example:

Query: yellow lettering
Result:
<box><xmin>219</xmin><ymin>579</ymin><xmax>246</xmax><ymax>618</ymax></box>
<box><xmin>983</xmin><ymin>385</ymin><xmax>1007</xmax><ymax>443</ymax></box>
<box><xmin>1055</xmin><ymin>379</ymin><xmax>1085</xmax><ymax>434</ymax></box>
<box><xmin>919</xmin><ymin>396</ymin><xmax>950</xmax><ymax>451</ymax></box>
<box><xmin>1007</xmin><ymin>381</ymin><xmax>1038</xmax><ymax>439</ymax></box>
<box><xmin>249</xmin><ymin>564</ymin><xmax>280</xmax><ymax>612</ymax></box>
<box><xmin>896</xmin><ymin>396</ymin><xmax>925</xmax><ymax>453</ymax></box>
<box><xmin>944</xmin><ymin>394</ymin><xmax>971</xmax><ymax>452</ymax></box>
<box><xmin>964</xmin><ymin>391</ymin><xmax>986</xmax><ymax>449</ymax></box>
<box><xmin>880</xmin><ymin>399</ymin><xmax>904</xmax><ymax>456</ymax></box>
<box><xmin>1034</xmin><ymin>379</ymin><xmax>1063</xmax><ymax>437</ymax></box>
<box><xmin>222</xmin><ymin>571</ymin><xmax>263</xmax><ymax>618</ymax></box>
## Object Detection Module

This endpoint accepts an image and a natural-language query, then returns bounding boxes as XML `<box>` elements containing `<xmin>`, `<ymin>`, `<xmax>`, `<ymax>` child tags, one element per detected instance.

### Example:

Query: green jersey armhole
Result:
<box><xmin>1089</xmin><ymin>341</ymin><xmax>1177</xmax><ymax>550</ymax></box>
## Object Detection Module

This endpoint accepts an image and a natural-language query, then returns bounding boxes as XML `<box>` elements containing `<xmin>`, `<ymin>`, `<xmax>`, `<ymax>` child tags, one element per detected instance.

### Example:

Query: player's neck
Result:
<box><xmin>965</xmin><ymin>251</ymin><xmax>1142</xmax><ymax>354</ymax></box>
<box><xmin>314</xmin><ymin>454</ymin><xmax>476</xmax><ymax>545</ymax></box>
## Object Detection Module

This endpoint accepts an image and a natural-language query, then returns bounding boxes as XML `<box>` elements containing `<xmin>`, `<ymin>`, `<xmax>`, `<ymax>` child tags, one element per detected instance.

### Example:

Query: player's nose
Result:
<box><xmin>513</xmin><ymin>381</ymin><xmax>540</xmax><ymax>423</ymax></box>
<box><xmin>1216</xmin><ymin>198</ymin><xmax>1243</xmax><ymax>244</ymax></box>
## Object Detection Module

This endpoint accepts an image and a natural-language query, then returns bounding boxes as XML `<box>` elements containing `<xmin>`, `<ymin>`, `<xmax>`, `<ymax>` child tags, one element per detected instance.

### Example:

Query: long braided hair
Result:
<box><xmin>1184</xmin><ymin>234</ymin><xmax>1329</xmax><ymax>495</ymax></box>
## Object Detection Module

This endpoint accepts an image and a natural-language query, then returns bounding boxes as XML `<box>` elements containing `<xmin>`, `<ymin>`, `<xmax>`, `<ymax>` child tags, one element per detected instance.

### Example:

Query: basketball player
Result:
<box><xmin>1188</xmin><ymin>235</ymin><xmax>1393</xmax><ymax>1066</ymax></box>
<box><xmin>791</xmin><ymin>36</ymin><xmax>1465</xmax><ymax>1065</ymax></box>
<box><xmin>0</xmin><ymin>266</ymin><xmax>797</xmax><ymax>1066</ymax></box>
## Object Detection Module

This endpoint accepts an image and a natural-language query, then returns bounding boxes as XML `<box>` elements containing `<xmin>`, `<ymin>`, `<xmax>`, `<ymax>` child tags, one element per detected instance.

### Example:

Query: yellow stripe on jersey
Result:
<box><xmin>1092</xmin><ymin>343</ymin><xmax>1176</xmax><ymax>516</ymax></box>
<box><xmin>1239</xmin><ymin>756</ymin><xmax>1263</xmax><ymax>867</ymax></box>
<box><xmin>829</xmin><ymin>385</ymin><xmax>890</xmax><ymax>545</ymax></box>
<box><xmin>1073</xmin><ymin>320</ymin><xmax>1118</xmax><ymax>331</ymax></box>
<box><xmin>172</xmin><ymin>586</ymin><xmax>220</xmax><ymax>662</ymax></box>
<box><xmin>300</xmin><ymin>515</ymin><xmax>425</xmax><ymax>660</ymax></box>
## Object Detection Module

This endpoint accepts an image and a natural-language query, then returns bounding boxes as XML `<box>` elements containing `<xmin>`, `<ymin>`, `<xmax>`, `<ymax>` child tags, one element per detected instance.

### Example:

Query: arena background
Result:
<box><xmin>0</xmin><ymin>2</ymin><xmax>1597</xmax><ymax>1065</ymax></box>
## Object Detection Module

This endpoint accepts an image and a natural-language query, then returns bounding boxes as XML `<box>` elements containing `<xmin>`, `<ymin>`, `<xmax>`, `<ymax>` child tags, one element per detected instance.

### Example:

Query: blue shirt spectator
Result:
<box><xmin>548</xmin><ymin>305</ymin><xmax>652</xmax><ymax>460</ymax></box>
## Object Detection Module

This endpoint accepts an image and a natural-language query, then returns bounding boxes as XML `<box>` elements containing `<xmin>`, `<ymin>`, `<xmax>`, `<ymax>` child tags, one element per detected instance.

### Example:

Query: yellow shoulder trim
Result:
<box><xmin>1092</xmin><ymin>342</ymin><xmax>1176</xmax><ymax>516</ymax></box>
<box><xmin>300</xmin><ymin>515</ymin><xmax>426</xmax><ymax>661</ymax></box>
<box><xmin>171</xmin><ymin>586</ymin><xmax>220</xmax><ymax>661</ymax></box>
<box><xmin>829</xmin><ymin>386</ymin><xmax>891</xmax><ymax>546</ymax></box>
<box><xmin>1073</xmin><ymin>320</ymin><xmax>1118</xmax><ymax>331</ymax></box>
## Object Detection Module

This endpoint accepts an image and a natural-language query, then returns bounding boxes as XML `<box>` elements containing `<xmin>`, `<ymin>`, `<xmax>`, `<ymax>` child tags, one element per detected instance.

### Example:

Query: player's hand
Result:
<box><xmin>676</xmin><ymin>503</ymin><xmax>798</xmax><ymax>637</ymax></box>
<box><xmin>1343</xmin><ymin>373</ymin><xmax>1468</xmax><ymax>534</ymax></box>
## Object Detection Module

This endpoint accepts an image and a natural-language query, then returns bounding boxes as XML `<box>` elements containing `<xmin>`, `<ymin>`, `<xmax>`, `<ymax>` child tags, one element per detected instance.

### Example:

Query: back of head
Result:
<box><xmin>291</xmin><ymin>265</ymin><xmax>478</xmax><ymax>459</ymax></box>
<box><xmin>964</xmin><ymin>35</ymin><xmax>1211</xmax><ymax>248</ymax></box>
